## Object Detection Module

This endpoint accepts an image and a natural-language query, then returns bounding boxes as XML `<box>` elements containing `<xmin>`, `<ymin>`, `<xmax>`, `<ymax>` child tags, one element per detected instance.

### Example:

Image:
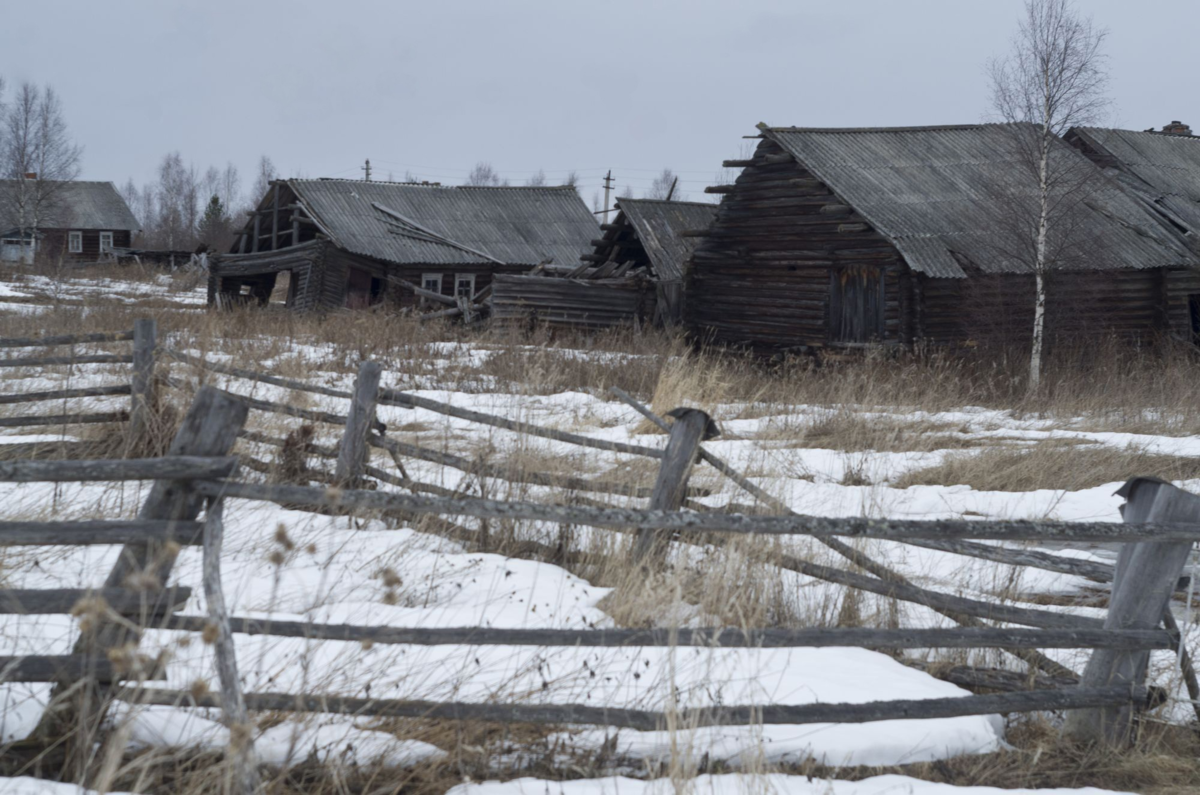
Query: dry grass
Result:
<box><xmin>895</xmin><ymin>441</ymin><xmax>1200</xmax><ymax>491</ymax></box>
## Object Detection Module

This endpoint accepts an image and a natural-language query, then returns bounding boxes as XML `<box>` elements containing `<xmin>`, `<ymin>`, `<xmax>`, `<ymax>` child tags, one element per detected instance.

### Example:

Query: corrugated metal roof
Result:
<box><xmin>764</xmin><ymin>123</ymin><xmax>1196</xmax><ymax>278</ymax></box>
<box><xmin>0</xmin><ymin>180</ymin><xmax>139</xmax><ymax>232</ymax></box>
<box><xmin>1070</xmin><ymin>127</ymin><xmax>1200</xmax><ymax>237</ymax></box>
<box><xmin>614</xmin><ymin>199</ymin><xmax>717</xmax><ymax>282</ymax></box>
<box><xmin>291</xmin><ymin>180</ymin><xmax>597</xmax><ymax>267</ymax></box>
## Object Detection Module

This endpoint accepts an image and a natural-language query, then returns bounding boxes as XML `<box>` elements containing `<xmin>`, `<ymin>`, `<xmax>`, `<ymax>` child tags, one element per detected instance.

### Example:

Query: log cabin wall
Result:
<box><xmin>686</xmin><ymin>139</ymin><xmax>907</xmax><ymax>353</ymax></box>
<box><xmin>916</xmin><ymin>268</ymin><xmax>1172</xmax><ymax>347</ymax></box>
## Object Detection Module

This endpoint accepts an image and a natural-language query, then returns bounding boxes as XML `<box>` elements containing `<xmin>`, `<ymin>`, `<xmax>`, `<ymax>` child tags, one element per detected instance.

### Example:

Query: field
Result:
<box><xmin>0</xmin><ymin>262</ymin><xmax>1198</xmax><ymax>795</ymax></box>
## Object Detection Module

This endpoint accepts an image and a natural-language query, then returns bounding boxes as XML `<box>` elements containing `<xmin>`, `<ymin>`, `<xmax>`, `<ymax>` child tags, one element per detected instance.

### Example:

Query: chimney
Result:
<box><xmin>1161</xmin><ymin>120</ymin><xmax>1193</xmax><ymax>136</ymax></box>
<box><xmin>23</xmin><ymin>172</ymin><xmax>37</xmax><ymax>180</ymax></box>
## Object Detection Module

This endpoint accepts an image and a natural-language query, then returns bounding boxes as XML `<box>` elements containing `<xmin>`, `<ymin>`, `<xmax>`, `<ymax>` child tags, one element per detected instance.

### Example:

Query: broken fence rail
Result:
<box><xmin>192</xmin><ymin>478</ymin><xmax>1200</xmax><ymax>543</ymax></box>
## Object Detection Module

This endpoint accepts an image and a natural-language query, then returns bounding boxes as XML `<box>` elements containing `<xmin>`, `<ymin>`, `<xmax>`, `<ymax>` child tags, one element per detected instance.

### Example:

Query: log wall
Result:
<box><xmin>492</xmin><ymin>274</ymin><xmax>656</xmax><ymax>329</ymax></box>
<box><xmin>685</xmin><ymin>139</ymin><xmax>905</xmax><ymax>352</ymax></box>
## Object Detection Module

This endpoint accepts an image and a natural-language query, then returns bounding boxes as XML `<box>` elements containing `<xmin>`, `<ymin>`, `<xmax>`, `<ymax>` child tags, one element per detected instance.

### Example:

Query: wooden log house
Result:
<box><xmin>208</xmin><ymin>180</ymin><xmax>598</xmax><ymax>312</ymax></box>
<box><xmin>491</xmin><ymin>198</ymin><xmax>717</xmax><ymax>329</ymax></box>
<box><xmin>685</xmin><ymin>123</ymin><xmax>1200</xmax><ymax>354</ymax></box>
<box><xmin>0</xmin><ymin>180</ymin><xmax>140</xmax><ymax>264</ymax></box>
<box><xmin>1066</xmin><ymin>123</ymin><xmax>1200</xmax><ymax>343</ymax></box>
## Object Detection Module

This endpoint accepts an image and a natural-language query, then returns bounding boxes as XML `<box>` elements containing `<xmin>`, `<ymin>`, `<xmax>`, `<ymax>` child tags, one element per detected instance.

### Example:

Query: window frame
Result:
<box><xmin>420</xmin><ymin>273</ymin><xmax>443</xmax><ymax>305</ymax></box>
<box><xmin>68</xmin><ymin>231</ymin><xmax>83</xmax><ymax>253</ymax></box>
<box><xmin>454</xmin><ymin>273</ymin><xmax>476</xmax><ymax>300</ymax></box>
<box><xmin>99</xmin><ymin>231</ymin><xmax>114</xmax><ymax>253</ymax></box>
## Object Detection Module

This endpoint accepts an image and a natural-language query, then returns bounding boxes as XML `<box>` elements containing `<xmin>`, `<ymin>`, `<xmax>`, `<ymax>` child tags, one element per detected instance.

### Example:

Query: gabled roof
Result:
<box><xmin>613</xmin><ymin>199</ymin><xmax>717</xmax><ymax>281</ymax></box>
<box><xmin>288</xmin><ymin>179</ymin><xmax>597</xmax><ymax>267</ymax></box>
<box><xmin>1068</xmin><ymin>126</ymin><xmax>1200</xmax><ymax>238</ymax></box>
<box><xmin>760</xmin><ymin>123</ymin><xmax>1196</xmax><ymax>278</ymax></box>
<box><xmin>0</xmin><ymin>180</ymin><xmax>140</xmax><ymax>232</ymax></box>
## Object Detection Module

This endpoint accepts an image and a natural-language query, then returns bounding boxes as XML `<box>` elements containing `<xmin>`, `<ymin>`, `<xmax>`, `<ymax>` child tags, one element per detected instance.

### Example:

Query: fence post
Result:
<box><xmin>1064</xmin><ymin>478</ymin><xmax>1198</xmax><ymax>745</ymax></box>
<box><xmin>202</xmin><ymin>495</ymin><xmax>258</xmax><ymax>795</ymax></box>
<box><xmin>335</xmin><ymin>361</ymin><xmax>382</xmax><ymax>488</ymax></box>
<box><xmin>38</xmin><ymin>386</ymin><xmax>249</xmax><ymax>746</ymax></box>
<box><xmin>633</xmin><ymin>407</ymin><xmax>719</xmax><ymax>564</ymax></box>
<box><xmin>128</xmin><ymin>318</ymin><xmax>157</xmax><ymax>450</ymax></box>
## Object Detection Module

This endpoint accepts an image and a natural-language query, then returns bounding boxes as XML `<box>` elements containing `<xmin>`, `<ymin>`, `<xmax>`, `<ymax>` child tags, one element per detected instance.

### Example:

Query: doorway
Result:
<box><xmin>829</xmin><ymin>266</ymin><xmax>885</xmax><ymax>343</ymax></box>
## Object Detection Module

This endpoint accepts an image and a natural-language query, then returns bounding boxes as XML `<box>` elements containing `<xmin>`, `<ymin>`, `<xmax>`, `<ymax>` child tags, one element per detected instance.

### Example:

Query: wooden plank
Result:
<box><xmin>128</xmin><ymin>318</ymin><xmax>156</xmax><ymax>446</ymax></box>
<box><xmin>0</xmin><ymin>354</ymin><xmax>133</xmax><ymax>368</ymax></box>
<box><xmin>0</xmin><ymin>331</ymin><xmax>134</xmax><ymax>349</ymax></box>
<box><xmin>335</xmin><ymin>361</ymin><xmax>382</xmax><ymax>487</ymax></box>
<box><xmin>0</xmin><ymin>411</ymin><xmax>128</xmax><ymax>428</ymax></box>
<box><xmin>0</xmin><ymin>384</ymin><xmax>132</xmax><ymax>405</ymax></box>
<box><xmin>159</xmin><ymin>617</ymin><xmax>1170</xmax><ymax>651</ymax></box>
<box><xmin>165</xmin><ymin>378</ymin><xmax>382</xmax><ymax>432</ymax></box>
<box><xmin>0</xmin><ymin>656</ymin><xmax>119</xmax><ymax>683</ymax></box>
<box><xmin>1066</xmin><ymin>478</ymin><xmax>1199</xmax><ymax>745</ymax></box>
<box><xmin>0</xmin><ymin>456</ymin><xmax>239</xmax><ymax>483</ymax></box>
<box><xmin>635</xmin><ymin>408</ymin><xmax>713</xmax><ymax>563</ymax></box>
<box><xmin>164</xmin><ymin>349</ymin><xmax>353</xmax><ymax>400</ymax></box>
<box><xmin>123</xmin><ymin>685</ymin><xmax>1145</xmax><ymax>730</ymax></box>
<box><xmin>0</xmin><ymin>520</ymin><xmax>204</xmax><ymax>546</ymax></box>
<box><xmin>0</xmin><ymin>587</ymin><xmax>191</xmax><ymax>615</ymax></box>
<box><xmin>376</xmin><ymin>388</ymin><xmax>666</xmax><ymax>460</ymax></box>
<box><xmin>200</xmin><ymin>497</ymin><xmax>257</xmax><ymax>794</ymax></box>
<box><xmin>192</xmin><ymin>477</ymin><xmax>1200</xmax><ymax>544</ymax></box>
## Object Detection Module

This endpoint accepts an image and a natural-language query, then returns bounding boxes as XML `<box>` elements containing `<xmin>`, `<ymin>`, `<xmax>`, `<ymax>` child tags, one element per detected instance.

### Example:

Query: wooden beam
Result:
<box><xmin>0</xmin><ymin>520</ymin><xmax>204</xmax><ymax>546</ymax></box>
<box><xmin>635</xmin><ymin>408</ymin><xmax>714</xmax><ymax>563</ymax></box>
<box><xmin>0</xmin><ymin>456</ymin><xmax>238</xmax><ymax>483</ymax></box>
<box><xmin>0</xmin><ymin>330</ymin><xmax>135</xmax><ymax>349</ymax></box>
<box><xmin>0</xmin><ymin>587</ymin><xmax>191</xmax><ymax>616</ymax></box>
<box><xmin>0</xmin><ymin>656</ymin><xmax>120</xmax><ymax>684</ymax></box>
<box><xmin>0</xmin><ymin>411</ymin><xmax>129</xmax><ymax>429</ymax></box>
<box><xmin>125</xmin><ymin>685</ymin><xmax>1146</xmax><ymax>731</ymax></box>
<box><xmin>0</xmin><ymin>384</ymin><xmax>132</xmax><ymax>405</ymax></box>
<box><xmin>159</xmin><ymin>617</ymin><xmax>1171</xmax><ymax>652</ymax></box>
<box><xmin>335</xmin><ymin>361</ymin><xmax>382</xmax><ymax>487</ymax></box>
<box><xmin>0</xmin><ymin>354</ymin><xmax>133</xmax><ymax>368</ymax></box>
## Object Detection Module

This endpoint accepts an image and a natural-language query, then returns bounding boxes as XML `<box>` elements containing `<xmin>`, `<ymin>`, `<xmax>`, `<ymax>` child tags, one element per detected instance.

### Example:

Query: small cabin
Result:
<box><xmin>0</xmin><ymin>179</ymin><xmax>139</xmax><ymax>264</ymax></box>
<box><xmin>209</xmin><ymin>180</ymin><xmax>598</xmax><ymax>312</ymax></box>
<box><xmin>686</xmin><ymin>123</ymin><xmax>1200</xmax><ymax>354</ymax></box>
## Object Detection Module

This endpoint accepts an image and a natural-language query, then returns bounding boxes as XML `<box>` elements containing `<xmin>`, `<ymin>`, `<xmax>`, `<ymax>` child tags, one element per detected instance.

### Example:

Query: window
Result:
<box><xmin>455</xmin><ymin>274</ymin><xmax>476</xmax><ymax>299</ymax></box>
<box><xmin>421</xmin><ymin>273</ymin><xmax>443</xmax><ymax>304</ymax></box>
<box><xmin>99</xmin><ymin>232</ymin><xmax>114</xmax><ymax>253</ymax></box>
<box><xmin>829</xmin><ymin>266</ymin><xmax>885</xmax><ymax>343</ymax></box>
<box><xmin>68</xmin><ymin>231</ymin><xmax>82</xmax><ymax>253</ymax></box>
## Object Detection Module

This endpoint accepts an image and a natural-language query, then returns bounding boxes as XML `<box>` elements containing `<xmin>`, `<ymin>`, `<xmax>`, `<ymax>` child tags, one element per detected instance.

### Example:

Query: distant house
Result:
<box><xmin>686</xmin><ymin>123</ymin><xmax>1200</xmax><ymax>354</ymax></box>
<box><xmin>0</xmin><ymin>179</ymin><xmax>140</xmax><ymax>264</ymax></box>
<box><xmin>209</xmin><ymin>179</ymin><xmax>597</xmax><ymax>312</ymax></box>
<box><xmin>491</xmin><ymin>198</ymin><xmax>717</xmax><ymax>329</ymax></box>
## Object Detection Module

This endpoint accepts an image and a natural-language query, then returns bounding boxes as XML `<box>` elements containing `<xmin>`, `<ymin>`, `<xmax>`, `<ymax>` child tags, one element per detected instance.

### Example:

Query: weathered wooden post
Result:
<box><xmin>335</xmin><ymin>361</ymin><xmax>382</xmax><ymax>488</ymax></box>
<box><xmin>128</xmin><ymin>318</ymin><xmax>157</xmax><ymax>451</ymax></box>
<box><xmin>1065</xmin><ymin>478</ymin><xmax>1198</xmax><ymax>745</ymax></box>
<box><xmin>39</xmin><ymin>386</ymin><xmax>249</xmax><ymax>745</ymax></box>
<box><xmin>202</xmin><ymin>495</ymin><xmax>258</xmax><ymax>795</ymax></box>
<box><xmin>633</xmin><ymin>407</ymin><xmax>719</xmax><ymax>564</ymax></box>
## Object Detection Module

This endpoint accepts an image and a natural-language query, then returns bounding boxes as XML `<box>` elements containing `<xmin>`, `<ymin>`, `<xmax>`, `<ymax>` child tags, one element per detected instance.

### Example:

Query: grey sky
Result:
<box><xmin>5</xmin><ymin>1</ymin><xmax>1195</xmax><ymax>203</ymax></box>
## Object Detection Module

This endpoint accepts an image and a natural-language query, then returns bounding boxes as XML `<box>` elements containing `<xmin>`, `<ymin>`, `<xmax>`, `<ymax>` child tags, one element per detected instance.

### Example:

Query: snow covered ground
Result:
<box><xmin>0</xmin><ymin>271</ymin><xmax>1195</xmax><ymax>793</ymax></box>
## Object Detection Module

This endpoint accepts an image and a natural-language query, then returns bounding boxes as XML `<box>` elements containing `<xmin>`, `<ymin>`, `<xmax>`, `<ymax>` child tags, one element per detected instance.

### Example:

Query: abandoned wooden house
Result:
<box><xmin>208</xmin><ymin>180</ymin><xmax>598</xmax><ymax>311</ymax></box>
<box><xmin>0</xmin><ymin>179</ymin><xmax>140</xmax><ymax>264</ymax></box>
<box><xmin>685</xmin><ymin>123</ymin><xmax>1200</xmax><ymax>354</ymax></box>
<box><xmin>491</xmin><ymin>198</ymin><xmax>717</xmax><ymax>329</ymax></box>
<box><xmin>1066</xmin><ymin>123</ymin><xmax>1200</xmax><ymax>340</ymax></box>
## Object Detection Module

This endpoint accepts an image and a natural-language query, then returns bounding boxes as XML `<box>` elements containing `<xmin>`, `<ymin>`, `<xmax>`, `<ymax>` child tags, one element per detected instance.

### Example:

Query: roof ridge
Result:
<box><xmin>764</xmin><ymin>123</ymin><xmax>1013</xmax><ymax>134</ymax></box>
<box><xmin>296</xmin><ymin>178</ymin><xmax>577</xmax><ymax>191</ymax></box>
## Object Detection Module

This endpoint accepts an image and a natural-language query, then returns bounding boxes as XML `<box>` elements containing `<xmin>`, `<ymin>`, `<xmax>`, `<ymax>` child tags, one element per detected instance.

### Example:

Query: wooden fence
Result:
<box><xmin>1</xmin><ymin>334</ymin><xmax>1198</xmax><ymax>789</ymax></box>
<box><xmin>0</xmin><ymin>319</ymin><xmax>157</xmax><ymax>449</ymax></box>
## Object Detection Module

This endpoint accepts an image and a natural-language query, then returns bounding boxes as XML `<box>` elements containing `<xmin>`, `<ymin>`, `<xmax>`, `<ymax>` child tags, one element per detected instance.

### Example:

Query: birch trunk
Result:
<box><xmin>1028</xmin><ymin>123</ymin><xmax>1052</xmax><ymax>392</ymax></box>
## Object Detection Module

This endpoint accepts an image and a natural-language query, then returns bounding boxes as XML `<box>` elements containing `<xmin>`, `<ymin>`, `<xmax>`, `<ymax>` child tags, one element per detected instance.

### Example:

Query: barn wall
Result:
<box><xmin>492</xmin><ymin>274</ymin><xmax>655</xmax><ymax>329</ymax></box>
<box><xmin>685</xmin><ymin>139</ymin><xmax>906</xmax><ymax>352</ymax></box>
<box><xmin>917</xmin><ymin>268</ymin><xmax>1170</xmax><ymax>346</ymax></box>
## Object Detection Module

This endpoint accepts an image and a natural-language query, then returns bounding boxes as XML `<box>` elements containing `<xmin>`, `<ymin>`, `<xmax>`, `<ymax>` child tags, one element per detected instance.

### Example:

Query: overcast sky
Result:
<box><xmin>4</xmin><ymin>1</ymin><xmax>1196</xmax><ymax>205</ymax></box>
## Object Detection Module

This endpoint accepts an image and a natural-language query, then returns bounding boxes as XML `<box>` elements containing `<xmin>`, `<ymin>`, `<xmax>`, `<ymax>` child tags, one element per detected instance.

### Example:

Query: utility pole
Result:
<box><xmin>362</xmin><ymin>159</ymin><xmax>372</xmax><ymax>182</ymax></box>
<box><xmin>602</xmin><ymin>170</ymin><xmax>613</xmax><ymax>217</ymax></box>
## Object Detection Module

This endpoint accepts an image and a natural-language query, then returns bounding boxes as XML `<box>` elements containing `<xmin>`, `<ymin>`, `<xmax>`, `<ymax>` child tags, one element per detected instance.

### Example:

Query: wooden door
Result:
<box><xmin>829</xmin><ymin>266</ymin><xmax>885</xmax><ymax>343</ymax></box>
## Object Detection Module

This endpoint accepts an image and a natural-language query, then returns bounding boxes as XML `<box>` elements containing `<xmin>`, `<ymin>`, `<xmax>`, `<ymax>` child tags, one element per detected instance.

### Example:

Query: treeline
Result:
<box><xmin>119</xmin><ymin>154</ymin><xmax>275</xmax><ymax>253</ymax></box>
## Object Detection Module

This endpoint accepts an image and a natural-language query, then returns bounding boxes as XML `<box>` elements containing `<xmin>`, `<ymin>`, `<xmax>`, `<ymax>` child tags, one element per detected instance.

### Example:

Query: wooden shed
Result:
<box><xmin>686</xmin><ymin>123</ymin><xmax>1200</xmax><ymax>354</ymax></box>
<box><xmin>491</xmin><ymin>198</ymin><xmax>717</xmax><ymax>329</ymax></box>
<box><xmin>209</xmin><ymin>180</ymin><xmax>598</xmax><ymax>311</ymax></box>
<box><xmin>0</xmin><ymin>180</ymin><xmax>139</xmax><ymax>264</ymax></box>
<box><xmin>1067</xmin><ymin>124</ymin><xmax>1200</xmax><ymax>341</ymax></box>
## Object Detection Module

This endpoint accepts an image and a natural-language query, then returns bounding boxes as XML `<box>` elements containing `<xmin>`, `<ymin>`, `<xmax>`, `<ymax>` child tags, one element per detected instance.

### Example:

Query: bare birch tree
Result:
<box><xmin>1</xmin><ymin>82</ymin><xmax>82</xmax><ymax>261</ymax></box>
<box><xmin>989</xmin><ymin>0</ymin><xmax>1110</xmax><ymax>390</ymax></box>
<box><xmin>647</xmin><ymin>168</ymin><xmax>679</xmax><ymax>200</ymax></box>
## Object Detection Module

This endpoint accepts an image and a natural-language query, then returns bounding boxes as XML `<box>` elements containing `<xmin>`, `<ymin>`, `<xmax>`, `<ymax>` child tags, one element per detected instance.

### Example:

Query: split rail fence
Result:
<box><xmin>0</xmin><ymin>319</ymin><xmax>1198</xmax><ymax>788</ymax></box>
